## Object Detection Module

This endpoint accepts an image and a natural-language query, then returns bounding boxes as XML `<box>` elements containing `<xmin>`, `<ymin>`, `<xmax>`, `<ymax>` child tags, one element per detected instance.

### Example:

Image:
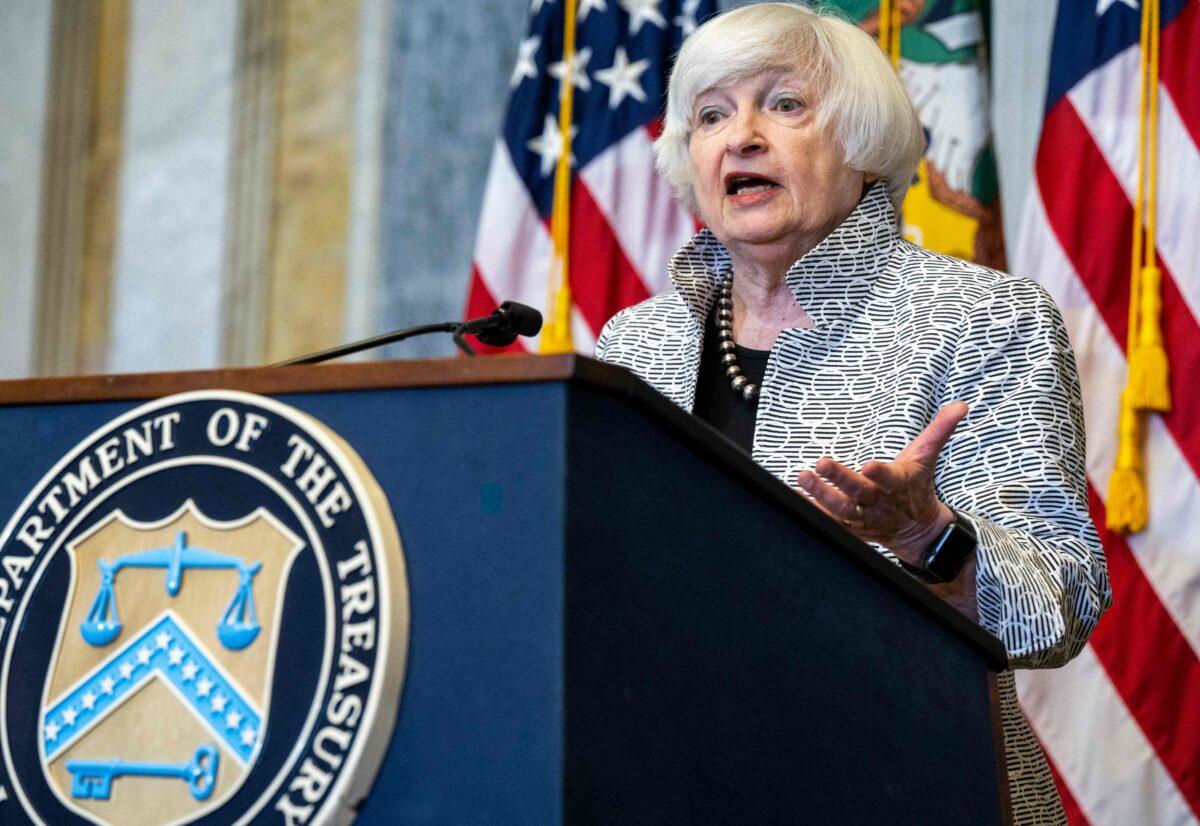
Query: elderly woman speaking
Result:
<box><xmin>595</xmin><ymin>2</ymin><xmax>1111</xmax><ymax>822</ymax></box>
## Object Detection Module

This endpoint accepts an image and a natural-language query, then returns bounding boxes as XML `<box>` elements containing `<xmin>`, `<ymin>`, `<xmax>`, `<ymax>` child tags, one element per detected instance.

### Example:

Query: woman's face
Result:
<box><xmin>687</xmin><ymin>69</ymin><xmax>868</xmax><ymax>262</ymax></box>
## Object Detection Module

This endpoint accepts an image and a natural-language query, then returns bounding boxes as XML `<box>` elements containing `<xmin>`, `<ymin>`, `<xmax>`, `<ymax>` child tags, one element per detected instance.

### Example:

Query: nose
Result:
<box><xmin>726</xmin><ymin>108</ymin><xmax>766</xmax><ymax>157</ymax></box>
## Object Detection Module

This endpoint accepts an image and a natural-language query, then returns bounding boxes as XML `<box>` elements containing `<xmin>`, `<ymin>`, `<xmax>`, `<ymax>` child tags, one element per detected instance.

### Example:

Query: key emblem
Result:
<box><xmin>66</xmin><ymin>743</ymin><xmax>219</xmax><ymax>801</ymax></box>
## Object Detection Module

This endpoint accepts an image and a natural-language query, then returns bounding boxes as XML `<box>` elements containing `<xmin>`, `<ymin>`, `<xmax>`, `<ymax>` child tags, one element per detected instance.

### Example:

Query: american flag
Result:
<box><xmin>1013</xmin><ymin>0</ymin><xmax>1200</xmax><ymax>823</ymax></box>
<box><xmin>466</xmin><ymin>0</ymin><xmax>715</xmax><ymax>353</ymax></box>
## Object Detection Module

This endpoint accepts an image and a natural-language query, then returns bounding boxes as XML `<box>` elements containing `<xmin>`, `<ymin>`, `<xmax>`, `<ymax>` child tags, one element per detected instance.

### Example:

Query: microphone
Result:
<box><xmin>272</xmin><ymin>301</ymin><xmax>543</xmax><ymax>366</ymax></box>
<box><xmin>461</xmin><ymin>301</ymin><xmax>543</xmax><ymax>347</ymax></box>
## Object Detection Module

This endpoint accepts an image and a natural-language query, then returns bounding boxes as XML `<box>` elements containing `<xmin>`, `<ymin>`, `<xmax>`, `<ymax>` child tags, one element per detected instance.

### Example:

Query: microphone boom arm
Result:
<box><xmin>272</xmin><ymin>321</ymin><xmax>469</xmax><ymax>366</ymax></box>
<box><xmin>271</xmin><ymin>300</ymin><xmax>540</xmax><ymax>366</ymax></box>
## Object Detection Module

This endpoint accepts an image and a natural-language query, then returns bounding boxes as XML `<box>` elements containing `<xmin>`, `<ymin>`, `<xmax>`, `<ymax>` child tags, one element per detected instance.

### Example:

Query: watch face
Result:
<box><xmin>924</xmin><ymin>515</ymin><xmax>977</xmax><ymax>583</ymax></box>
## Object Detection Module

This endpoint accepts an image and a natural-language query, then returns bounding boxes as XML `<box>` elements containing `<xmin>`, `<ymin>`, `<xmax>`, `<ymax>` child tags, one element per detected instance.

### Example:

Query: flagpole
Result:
<box><xmin>541</xmin><ymin>0</ymin><xmax>578</xmax><ymax>354</ymax></box>
<box><xmin>877</xmin><ymin>0</ymin><xmax>901</xmax><ymax>70</ymax></box>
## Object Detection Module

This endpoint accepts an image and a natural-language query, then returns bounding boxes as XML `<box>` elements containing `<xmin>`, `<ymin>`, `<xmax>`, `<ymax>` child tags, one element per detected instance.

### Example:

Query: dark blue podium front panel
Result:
<box><xmin>294</xmin><ymin>386</ymin><xmax>567</xmax><ymax>824</ymax></box>
<box><xmin>0</xmin><ymin>384</ymin><xmax>569</xmax><ymax>825</ymax></box>
<box><xmin>298</xmin><ymin>386</ymin><xmax>568</xmax><ymax>824</ymax></box>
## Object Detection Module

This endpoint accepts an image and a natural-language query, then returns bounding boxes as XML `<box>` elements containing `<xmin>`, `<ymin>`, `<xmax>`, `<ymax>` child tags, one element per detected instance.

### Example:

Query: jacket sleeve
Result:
<box><xmin>935</xmin><ymin>279</ymin><xmax>1112</xmax><ymax>669</ymax></box>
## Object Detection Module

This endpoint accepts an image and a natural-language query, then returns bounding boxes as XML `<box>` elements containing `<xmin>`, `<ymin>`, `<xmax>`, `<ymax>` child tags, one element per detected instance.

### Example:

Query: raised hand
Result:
<box><xmin>795</xmin><ymin>402</ymin><xmax>969</xmax><ymax>566</ymax></box>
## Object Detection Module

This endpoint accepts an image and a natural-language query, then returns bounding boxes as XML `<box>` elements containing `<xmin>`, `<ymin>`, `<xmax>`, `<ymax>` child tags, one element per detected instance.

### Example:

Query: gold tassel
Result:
<box><xmin>1106</xmin><ymin>397</ymin><xmax>1148</xmax><ymax>533</ymax></box>
<box><xmin>1109</xmin><ymin>0</ymin><xmax>1162</xmax><ymax>534</ymax></box>
<box><xmin>1127</xmin><ymin>264</ymin><xmax>1171</xmax><ymax>411</ymax></box>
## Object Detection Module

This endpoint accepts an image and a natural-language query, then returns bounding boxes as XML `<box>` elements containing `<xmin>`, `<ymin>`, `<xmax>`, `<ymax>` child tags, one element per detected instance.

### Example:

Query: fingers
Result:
<box><xmin>859</xmin><ymin>459</ymin><xmax>905</xmax><ymax>493</ymax></box>
<box><xmin>897</xmin><ymin>401</ymin><xmax>969</xmax><ymax>465</ymax></box>
<box><xmin>796</xmin><ymin>470</ymin><xmax>859</xmax><ymax>524</ymax></box>
<box><xmin>813</xmin><ymin>457</ymin><xmax>884</xmax><ymax>505</ymax></box>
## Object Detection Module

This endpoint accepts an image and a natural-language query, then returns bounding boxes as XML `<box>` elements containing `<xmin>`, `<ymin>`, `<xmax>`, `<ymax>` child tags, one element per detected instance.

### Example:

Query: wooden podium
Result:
<box><xmin>0</xmin><ymin>356</ymin><xmax>1010</xmax><ymax>825</ymax></box>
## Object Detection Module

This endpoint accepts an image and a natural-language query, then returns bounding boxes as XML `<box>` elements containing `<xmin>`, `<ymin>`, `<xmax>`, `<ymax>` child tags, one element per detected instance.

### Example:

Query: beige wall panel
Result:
<box><xmin>34</xmin><ymin>1</ymin><xmax>98</xmax><ymax>377</ymax></box>
<box><xmin>33</xmin><ymin>0</ymin><xmax>128</xmax><ymax>377</ymax></box>
<box><xmin>221</xmin><ymin>0</ymin><xmax>282</xmax><ymax>368</ymax></box>
<box><xmin>77</xmin><ymin>0</ymin><xmax>130</xmax><ymax>375</ymax></box>
<box><xmin>264</xmin><ymin>0</ymin><xmax>361</xmax><ymax>363</ymax></box>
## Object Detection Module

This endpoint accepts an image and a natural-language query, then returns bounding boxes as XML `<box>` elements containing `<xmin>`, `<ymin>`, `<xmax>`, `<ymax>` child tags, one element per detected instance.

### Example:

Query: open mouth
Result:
<box><xmin>725</xmin><ymin>174</ymin><xmax>781</xmax><ymax>196</ymax></box>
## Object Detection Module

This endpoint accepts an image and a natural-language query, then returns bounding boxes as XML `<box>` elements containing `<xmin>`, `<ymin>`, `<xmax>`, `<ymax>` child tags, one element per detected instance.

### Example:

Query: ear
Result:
<box><xmin>864</xmin><ymin>172</ymin><xmax>881</xmax><ymax>184</ymax></box>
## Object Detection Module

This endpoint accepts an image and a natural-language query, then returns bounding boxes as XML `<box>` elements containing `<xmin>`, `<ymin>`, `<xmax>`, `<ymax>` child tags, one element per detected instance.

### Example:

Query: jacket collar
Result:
<box><xmin>666</xmin><ymin>183</ymin><xmax>898</xmax><ymax>331</ymax></box>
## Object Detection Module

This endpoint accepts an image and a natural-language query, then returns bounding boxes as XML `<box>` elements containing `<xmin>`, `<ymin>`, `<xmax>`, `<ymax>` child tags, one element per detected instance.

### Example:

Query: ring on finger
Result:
<box><xmin>845</xmin><ymin>502</ymin><xmax>866</xmax><ymax>527</ymax></box>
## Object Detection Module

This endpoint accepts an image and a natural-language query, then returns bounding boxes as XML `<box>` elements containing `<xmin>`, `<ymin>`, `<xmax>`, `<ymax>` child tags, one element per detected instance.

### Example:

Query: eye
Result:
<box><xmin>774</xmin><ymin>96</ymin><xmax>803</xmax><ymax>113</ymax></box>
<box><xmin>697</xmin><ymin>106</ymin><xmax>724</xmax><ymax>126</ymax></box>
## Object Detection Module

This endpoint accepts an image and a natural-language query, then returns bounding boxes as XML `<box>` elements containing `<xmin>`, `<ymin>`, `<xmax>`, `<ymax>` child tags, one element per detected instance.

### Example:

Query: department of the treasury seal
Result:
<box><xmin>0</xmin><ymin>391</ymin><xmax>409</xmax><ymax>825</ymax></box>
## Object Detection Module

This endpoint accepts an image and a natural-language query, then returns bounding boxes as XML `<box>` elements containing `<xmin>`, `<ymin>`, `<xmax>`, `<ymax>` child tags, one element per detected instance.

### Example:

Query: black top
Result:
<box><xmin>692</xmin><ymin>305</ymin><xmax>769</xmax><ymax>454</ymax></box>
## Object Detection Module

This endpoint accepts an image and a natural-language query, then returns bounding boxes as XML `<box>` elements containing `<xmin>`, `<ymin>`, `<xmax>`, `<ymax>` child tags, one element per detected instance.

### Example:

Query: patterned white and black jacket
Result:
<box><xmin>595</xmin><ymin>184</ymin><xmax>1112</xmax><ymax>824</ymax></box>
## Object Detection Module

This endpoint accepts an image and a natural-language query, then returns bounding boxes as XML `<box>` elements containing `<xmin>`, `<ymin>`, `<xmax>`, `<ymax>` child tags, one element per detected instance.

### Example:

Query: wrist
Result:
<box><xmin>893</xmin><ymin>503</ymin><xmax>956</xmax><ymax>566</ymax></box>
<box><xmin>899</xmin><ymin>506</ymin><xmax>978</xmax><ymax>584</ymax></box>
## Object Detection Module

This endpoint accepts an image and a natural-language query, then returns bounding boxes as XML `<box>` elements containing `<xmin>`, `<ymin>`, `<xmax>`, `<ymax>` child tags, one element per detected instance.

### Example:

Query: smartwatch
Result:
<box><xmin>901</xmin><ymin>509</ymin><xmax>977</xmax><ymax>584</ymax></box>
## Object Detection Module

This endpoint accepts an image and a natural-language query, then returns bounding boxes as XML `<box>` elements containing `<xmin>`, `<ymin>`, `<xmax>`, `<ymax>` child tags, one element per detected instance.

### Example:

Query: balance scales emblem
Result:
<box><xmin>39</xmin><ymin>501</ymin><xmax>304</xmax><ymax>825</ymax></box>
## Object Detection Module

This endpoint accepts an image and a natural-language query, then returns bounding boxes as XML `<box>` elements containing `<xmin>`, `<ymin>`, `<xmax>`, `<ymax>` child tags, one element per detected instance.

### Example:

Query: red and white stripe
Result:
<box><xmin>1014</xmin><ymin>4</ymin><xmax>1200</xmax><ymax>823</ymax></box>
<box><xmin>468</xmin><ymin>141</ymin><xmax>555</xmax><ymax>353</ymax></box>
<box><xmin>469</xmin><ymin>125</ymin><xmax>695</xmax><ymax>354</ymax></box>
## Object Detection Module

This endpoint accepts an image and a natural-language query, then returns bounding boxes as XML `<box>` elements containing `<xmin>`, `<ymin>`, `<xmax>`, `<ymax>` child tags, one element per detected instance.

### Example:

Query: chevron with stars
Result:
<box><xmin>42</xmin><ymin>612</ymin><xmax>262</xmax><ymax>764</ymax></box>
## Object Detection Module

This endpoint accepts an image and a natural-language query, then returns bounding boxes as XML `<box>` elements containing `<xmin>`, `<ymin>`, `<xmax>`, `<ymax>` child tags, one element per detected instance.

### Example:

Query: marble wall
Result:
<box><xmin>108</xmin><ymin>0</ymin><xmax>238</xmax><ymax>373</ymax></box>
<box><xmin>376</xmin><ymin>0</ymin><xmax>529</xmax><ymax>359</ymax></box>
<box><xmin>990</xmin><ymin>1</ymin><xmax>1058</xmax><ymax>258</ymax></box>
<box><xmin>0</xmin><ymin>0</ymin><xmax>52</xmax><ymax>379</ymax></box>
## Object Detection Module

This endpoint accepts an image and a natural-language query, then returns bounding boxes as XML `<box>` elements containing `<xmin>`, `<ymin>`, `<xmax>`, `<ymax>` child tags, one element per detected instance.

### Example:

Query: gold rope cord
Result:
<box><xmin>1107</xmin><ymin>0</ymin><xmax>1167</xmax><ymax>534</ymax></box>
<box><xmin>541</xmin><ymin>0</ymin><xmax>578</xmax><ymax>354</ymax></box>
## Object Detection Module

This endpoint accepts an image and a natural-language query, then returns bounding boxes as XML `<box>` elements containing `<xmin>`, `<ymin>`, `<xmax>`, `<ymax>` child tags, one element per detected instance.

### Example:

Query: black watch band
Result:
<box><xmin>900</xmin><ymin>509</ymin><xmax>978</xmax><ymax>584</ymax></box>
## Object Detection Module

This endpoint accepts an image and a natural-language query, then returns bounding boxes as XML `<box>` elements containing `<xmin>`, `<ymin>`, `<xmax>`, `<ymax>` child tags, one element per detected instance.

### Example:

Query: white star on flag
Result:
<box><xmin>595</xmin><ymin>47</ymin><xmax>651</xmax><ymax>109</ymax></box>
<box><xmin>118</xmin><ymin>661</ymin><xmax>134</xmax><ymax>680</ymax></box>
<box><xmin>182</xmin><ymin>662</ymin><xmax>199</xmax><ymax>681</ymax></box>
<box><xmin>196</xmin><ymin>676</ymin><xmax>213</xmax><ymax>697</ymax></box>
<box><xmin>167</xmin><ymin>646</ymin><xmax>185</xmax><ymax>666</ymax></box>
<box><xmin>44</xmin><ymin>721</ymin><xmax>60</xmax><ymax>742</ymax></box>
<box><xmin>210</xmin><ymin>693</ymin><xmax>228</xmax><ymax>713</ymax></box>
<box><xmin>620</xmin><ymin>0</ymin><xmax>667</xmax><ymax>35</ymax></box>
<box><xmin>100</xmin><ymin>676</ymin><xmax>115</xmax><ymax>695</ymax></box>
<box><xmin>154</xmin><ymin>631</ymin><xmax>171</xmax><ymax>650</ymax></box>
<box><xmin>61</xmin><ymin>706</ymin><xmax>77</xmax><ymax>726</ymax></box>
<box><xmin>674</xmin><ymin>0</ymin><xmax>703</xmax><ymax>36</ymax></box>
<box><xmin>225</xmin><ymin>710</ymin><xmax>243</xmax><ymax>730</ymax></box>
<box><xmin>81</xmin><ymin>692</ymin><xmax>96</xmax><ymax>711</ymax></box>
<box><xmin>240</xmin><ymin>726</ymin><xmax>257</xmax><ymax>746</ymax></box>
<box><xmin>511</xmin><ymin>35</ymin><xmax>541</xmax><ymax>88</ymax></box>
<box><xmin>136</xmin><ymin>646</ymin><xmax>152</xmax><ymax>665</ymax></box>
<box><xmin>527</xmin><ymin>113</ymin><xmax>579</xmax><ymax>177</ymax></box>
<box><xmin>549</xmin><ymin>46</ymin><xmax>594</xmax><ymax>95</ymax></box>
<box><xmin>578</xmin><ymin>0</ymin><xmax>607</xmax><ymax>23</ymax></box>
<box><xmin>1095</xmin><ymin>0</ymin><xmax>1138</xmax><ymax>13</ymax></box>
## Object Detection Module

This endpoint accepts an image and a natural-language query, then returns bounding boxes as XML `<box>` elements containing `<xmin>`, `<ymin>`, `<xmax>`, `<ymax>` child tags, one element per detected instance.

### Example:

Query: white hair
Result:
<box><xmin>653</xmin><ymin>2</ymin><xmax>924</xmax><ymax>212</ymax></box>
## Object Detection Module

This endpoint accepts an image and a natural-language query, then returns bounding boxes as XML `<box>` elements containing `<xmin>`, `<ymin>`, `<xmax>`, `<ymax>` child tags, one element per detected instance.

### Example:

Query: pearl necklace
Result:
<box><xmin>715</xmin><ymin>276</ymin><xmax>760</xmax><ymax>403</ymax></box>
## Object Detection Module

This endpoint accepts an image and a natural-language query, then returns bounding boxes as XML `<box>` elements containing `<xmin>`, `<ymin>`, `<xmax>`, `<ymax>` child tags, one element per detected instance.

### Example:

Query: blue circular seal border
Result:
<box><xmin>0</xmin><ymin>391</ymin><xmax>410</xmax><ymax>825</ymax></box>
